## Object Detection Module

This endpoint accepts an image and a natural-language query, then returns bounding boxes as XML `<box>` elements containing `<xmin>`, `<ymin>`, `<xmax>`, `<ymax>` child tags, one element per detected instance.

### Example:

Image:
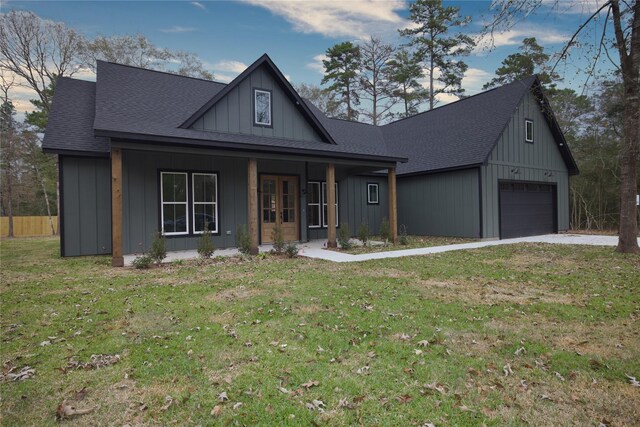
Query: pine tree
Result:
<box><xmin>357</xmin><ymin>36</ymin><xmax>397</xmax><ymax>125</ymax></box>
<box><xmin>321</xmin><ymin>42</ymin><xmax>361</xmax><ymax>121</ymax></box>
<box><xmin>387</xmin><ymin>49</ymin><xmax>427</xmax><ymax>118</ymax></box>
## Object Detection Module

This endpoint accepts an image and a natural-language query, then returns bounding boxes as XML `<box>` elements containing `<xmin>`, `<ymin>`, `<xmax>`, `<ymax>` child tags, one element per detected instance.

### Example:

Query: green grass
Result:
<box><xmin>1</xmin><ymin>237</ymin><xmax>639</xmax><ymax>426</ymax></box>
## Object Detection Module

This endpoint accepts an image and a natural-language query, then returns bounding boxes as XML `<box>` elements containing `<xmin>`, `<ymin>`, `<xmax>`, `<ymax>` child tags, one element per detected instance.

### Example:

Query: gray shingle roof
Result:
<box><xmin>381</xmin><ymin>77</ymin><xmax>536</xmax><ymax>175</ymax></box>
<box><xmin>42</xmin><ymin>78</ymin><xmax>109</xmax><ymax>155</ymax></box>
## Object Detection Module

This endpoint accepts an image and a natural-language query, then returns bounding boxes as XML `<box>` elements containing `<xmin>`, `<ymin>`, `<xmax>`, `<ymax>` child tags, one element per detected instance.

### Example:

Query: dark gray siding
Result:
<box><xmin>397</xmin><ymin>169</ymin><xmax>480</xmax><ymax>238</ymax></box>
<box><xmin>122</xmin><ymin>150</ymin><xmax>248</xmax><ymax>254</ymax></box>
<box><xmin>191</xmin><ymin>65</ymin><xmax>323</xmax><ymax>142</ymax></box>
<box><xmin>61</xmin><ymin>156</ymin><xmax>112</xmax><ymax>256</ymax></box>
<box><xmin>482</xmin><ymin>91</ymin><xmax>569</xmax><ymax>238</ymax></box>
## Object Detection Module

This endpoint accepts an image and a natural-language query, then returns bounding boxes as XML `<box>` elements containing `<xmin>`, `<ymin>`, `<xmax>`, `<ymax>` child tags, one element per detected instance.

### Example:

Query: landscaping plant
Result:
<box><xmin>236</xmin><ymin>224</ymin><xmax>252</xmax><ymax>255</ymax></box>
<box><xmin>399</xmin><ymin>224</ymin><xmax>409</xmax><ymax>245</ymax></box>
<box><xmin>337</xmin><ymin>222</ymin><xmax>352</xmax><ymax>249</ymax></box>
<box><xmin>284</xmin><ymin>242</ymin><xmax>298</xmax><ymax>258</ymax></box>
<box><xmin>271</xmin><ymin>222</ymin><xmax>285</xmax><ymax>254</ymax></box>
<box><xmin>149</xmin><ymin>231</ymin><xmax>167</xmax><ymax>265</ymax></box>
<box><xmin>358</xmin><ymin>222</ymin><xmax>370</xmax><ymax>246</ymax></box>
<box><xmin>379</xmin><ymin>217</ymin><xmax>391</xmax><ymax>243</ymax></box>
<box><xmin>197</xmin><ymin>224</ymin><xmax>215</xmax><ymax>259</ymax></box>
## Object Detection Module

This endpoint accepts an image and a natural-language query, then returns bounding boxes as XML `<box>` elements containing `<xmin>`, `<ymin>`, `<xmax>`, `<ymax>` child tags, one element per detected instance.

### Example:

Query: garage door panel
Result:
<box><xmin>500</xmin><ymin>182</ymin><xmax>556</xmax><ymax>239</ymax></box>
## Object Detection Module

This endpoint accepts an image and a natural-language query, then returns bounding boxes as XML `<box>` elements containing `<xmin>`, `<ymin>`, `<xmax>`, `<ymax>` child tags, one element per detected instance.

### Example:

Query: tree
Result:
<box><xmin>357</xmin><ymin>36</ymin><xmax>397</xmax><ymax>125</ymax></box>
<box><xmin>485</xmin><ymin>0</ymin><xmax>639</xmax><ymax>253</ymax></box>
<box><xmin>483</xmin><ymin>37</ymin><xmax>561</xmax><ymax>90</ymax></box>
<box><xmin>322</xmin><ymin>42</ymin><xmax>361</xmax><ymax>121</ymax></box>
<box><xmin>387</xmin><ymin>49</ymin><xmax>427</xmax><ymax>118</ymax></box>
<box><xmin>548</xmin><ymin>88</ymin><xmax>593</xmax><ymax>141</ymax></box>
<box><xmin>400</xmin><ymin>0</ymin><xmax>476</xmax><ymax>110</ymax></box>
<box><xmin>82</xmin><ymin>34</ymin><xmax>214</xmax><ymax>80</ymax></box>
<box><xmin>294</xmin><ymin>83</ymin><xmax>343</xmax><ymax>118</ymax></box>
<box><xmin>0</xmin><ymin>78</ymin><xmax>17</xmax><ymax>237</ymax></box>
<box><xmin>0</xmin><ymin>10</ymin><xmax>85</xmax><ymax>113</ymax></box>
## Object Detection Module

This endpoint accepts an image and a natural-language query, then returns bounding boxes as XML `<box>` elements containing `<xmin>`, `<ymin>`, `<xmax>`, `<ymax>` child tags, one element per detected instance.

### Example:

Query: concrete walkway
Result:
<box><xmin>124</xmin><ymin>234</ymin><xmax>632</xmax><ymax>266</ymax></box>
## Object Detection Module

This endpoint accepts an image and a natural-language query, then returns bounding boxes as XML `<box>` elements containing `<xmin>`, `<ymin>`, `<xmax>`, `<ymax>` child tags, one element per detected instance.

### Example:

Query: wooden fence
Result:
<box><xmin>0</xmin><ymin>216</ymin><xmax>58</xmax><ymax>237</ymax></box>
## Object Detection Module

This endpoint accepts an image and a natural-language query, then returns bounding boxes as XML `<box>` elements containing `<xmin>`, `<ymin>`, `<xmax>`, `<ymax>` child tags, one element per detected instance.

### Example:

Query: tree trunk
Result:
<box><xmin>56</xmin><ymin>154</ymin><xmax>60</xmax><ymax>236</ymax></box>
<box><xmin>33</xmin><ymin>161</ymin><xmax>55</xmax><ymax>235</ymax></box>
<box><xmin>429</xmin><ymin>55</ymin><xmax>434</xmax><ymax>110</ymax></box>
<box><xmin>6</xmin><ymin>172</ymin><xmax>14</xmax><ymax>238</ymax></box>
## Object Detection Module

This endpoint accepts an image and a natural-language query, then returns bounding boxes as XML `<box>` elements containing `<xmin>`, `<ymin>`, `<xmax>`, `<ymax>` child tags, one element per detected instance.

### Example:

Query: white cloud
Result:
<box><xmin>160</xmin><ymin>26</ymin><xmax>197</xmax><ymax>33</ymax></box>
<box><xmin>474</xmin><ymin>26</ymin><xmax>569</xmax><ymax>52</ymax></box>
<box><xmin>462</xmin><ymin>68</ymin><xmax>492</xmax><ymax>95</ymax></box>
<box><xmin>241</xmin><ymin>0</ymin><xmax>408</xmax><ymax>40</ymax></box>
<box><xmin>214</xmin><ymin>73</ymin><xmax>235</xmax><ymax>83</ymax></box>
<box><xmin>306</xmin><ymin>54</ymin><xmax>327</xmax><ymax>74</ymax></box>
<box><xmin>213</xmin><ymin>60</ymin><xmax>249</xmax><ymax>75</ymax></box>
<box><xmin>190</xmin><ymin>2</ymin><xmax>207</xmax><ymax>11</ymax></box>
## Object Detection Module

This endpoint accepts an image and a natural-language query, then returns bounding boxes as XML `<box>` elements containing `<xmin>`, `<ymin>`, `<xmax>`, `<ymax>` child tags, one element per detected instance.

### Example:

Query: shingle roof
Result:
<box><xmin>381</xmin><ymin>76</ymin><xmax>536</xmax><ymax>175</ymax></box>
<box><xmin>42</xmin><ymin>78</ymin><xmax>109</xmax><ymax>155</ymax></box>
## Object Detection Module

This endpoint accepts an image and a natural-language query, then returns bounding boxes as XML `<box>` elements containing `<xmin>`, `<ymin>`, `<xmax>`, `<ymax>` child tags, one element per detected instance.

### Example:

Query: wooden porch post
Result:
<box><xmin>326</xmin><ymin>163</ymin><xmax>337</xmax><ymax>248</ymax></box>
<box><xmin>247</xmin><ymin>158</ymin><xmax>259</xmax><ymax>255</ymax></box>
<box><xmin>111</xmin><ymin>148</ymin><xmax>124</xmax><ymax>267</ymax></box>
<box><xmin>388</xmin><ymin>166</ymin><xmax>398</xmax><ymax>244</ymax></box>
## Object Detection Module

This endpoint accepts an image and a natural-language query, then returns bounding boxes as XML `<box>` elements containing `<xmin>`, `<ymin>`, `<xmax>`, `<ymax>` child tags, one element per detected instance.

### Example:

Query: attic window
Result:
<box><xmin>254</xmin><ymin>89</ymin><xmax>272</xmax><ymax>127</ymax></box>
<box><xmin>525</xmin><ymin>119</ymin><xmax>534</xmax><ymax>143</ymax></box>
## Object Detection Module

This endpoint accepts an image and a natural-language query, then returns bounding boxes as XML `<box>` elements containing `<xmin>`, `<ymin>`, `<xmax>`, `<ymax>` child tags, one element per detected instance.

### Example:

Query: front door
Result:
<box><xmin>260</xmin><ymin>175</ymin><xmax>299</xmax><ymax>243</ymax></box>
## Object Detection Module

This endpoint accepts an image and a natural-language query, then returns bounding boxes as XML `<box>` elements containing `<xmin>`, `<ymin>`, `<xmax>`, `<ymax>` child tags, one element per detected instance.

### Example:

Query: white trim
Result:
<box><xmin>367</xmin><ymin>183</ymin><xmax>379</xmax><ymax>204</ymax></box>
<box><xmin>192</xmin><ymin>173</ymin><xmax>219</xmax><ymax>234</ymax></box>
<box><xmin>525</xmin><ymin>119</ymin><xmax>534</xmax><ymax>142</ymax></box>
<box><xmin>254</xmin><ymin>89</ymin><xmax>272</xmax><ymax>126</ymax></box>
<box><xmin>307</xmin><ymin>181</ymin><xmax>322</xmax><ymax>229</ymax></box>
<box><xmin>321</xmin><ymin>181</ymin><xmax>339</xmax><ymax>228</ymax></box>
<box><xmin>160</xmin><ymin>172</ymin><xmax>189</xmax><ymax>236</ymax></box>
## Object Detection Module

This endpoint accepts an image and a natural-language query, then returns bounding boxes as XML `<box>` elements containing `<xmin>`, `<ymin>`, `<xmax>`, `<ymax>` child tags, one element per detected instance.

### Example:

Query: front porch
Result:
<box><xmin>110</xmin><ymin>144</ymin><xmax>398</xmax><ymax>266</ymax></box>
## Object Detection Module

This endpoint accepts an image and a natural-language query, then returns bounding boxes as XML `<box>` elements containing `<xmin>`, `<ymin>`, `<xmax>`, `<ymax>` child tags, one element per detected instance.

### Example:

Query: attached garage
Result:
<box><xmin>499</xmin><ymin>181</ymin><xmax>556</xmax><ymax>239</ymax></box>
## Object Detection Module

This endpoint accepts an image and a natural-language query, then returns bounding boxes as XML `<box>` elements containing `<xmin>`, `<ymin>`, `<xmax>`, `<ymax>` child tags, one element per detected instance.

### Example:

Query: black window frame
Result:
<box><xmin>525</xmin><ymin>119</ymin><xmax>534</xmax><ymax>143</ymax></box>
<box><xmin>367</xmin><ymin>182</ymin><xmax>379</xmax><ymax>205</ymax></box>
<box><xmin>253</xmin><ymin>88</ymin><xmax>273</xmax><ymax>128</ymax></box>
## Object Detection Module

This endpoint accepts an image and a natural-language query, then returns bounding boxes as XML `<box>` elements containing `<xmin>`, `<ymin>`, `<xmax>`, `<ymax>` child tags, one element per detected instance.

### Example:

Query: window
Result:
<box><xmin>160</xmin><ymin>171</ymin><xmax>219</xmax><ymax>236</ymax></box>
<box><xmin>192</xmin><ymin>173</ymin><xmax>218</xmax><ymax>234</ymax></box>
<box><xmin>525</xmin><ymin>119</ymin><xmax>534</xmax><ymax>142</ymax></box>
<box><xmin>161</xmin><ymin>172</ymin><xmax>188</xmax><ymax>235</ymax></box>
<box><xmin>254</xmin><ymin>89</ymin><xmax>272</xmax><ymax>126</ymax></box>
<box><xmin>322</xmin><ymin>182</ymin><xmax>339</xmax><ymax>228</ymax></box>
<box><xmin>367</xmin><ymin>183</ymin><xmax>379</xmax><ymax>204</ymax></box>
<box><xmin>307</xmin><ymin>182</ymin><xmax>321</xmax><ymax>228</ymax></box>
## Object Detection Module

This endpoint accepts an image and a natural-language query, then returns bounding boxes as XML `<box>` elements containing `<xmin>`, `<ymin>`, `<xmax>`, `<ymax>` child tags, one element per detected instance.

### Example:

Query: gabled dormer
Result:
<box><xmin>182</xmin><ymin>54</ymin><xmax>335</xmax><ymax>144</ymax></box>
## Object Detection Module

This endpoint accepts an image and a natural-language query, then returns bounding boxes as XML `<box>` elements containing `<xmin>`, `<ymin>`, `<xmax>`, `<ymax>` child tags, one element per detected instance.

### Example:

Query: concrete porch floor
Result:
<box><xmin>122</xmin><ymin>234</ymin><xmax>630</xmax><ymax>266</ymax></box>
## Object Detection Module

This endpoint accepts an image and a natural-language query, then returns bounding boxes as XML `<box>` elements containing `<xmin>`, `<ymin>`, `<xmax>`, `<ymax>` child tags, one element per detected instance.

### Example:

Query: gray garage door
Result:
<box><xmin>499</xmin><ymin>182</ymin><xmax>556</xmax><ymax>239</ymax></box>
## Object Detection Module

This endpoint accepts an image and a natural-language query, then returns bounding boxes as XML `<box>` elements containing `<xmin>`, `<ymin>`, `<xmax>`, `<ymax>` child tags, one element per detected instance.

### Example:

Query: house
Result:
<box><xmin>42</xmin><ymin>54</ymin><xmax>578</xmax><ymax>266</ymax></box>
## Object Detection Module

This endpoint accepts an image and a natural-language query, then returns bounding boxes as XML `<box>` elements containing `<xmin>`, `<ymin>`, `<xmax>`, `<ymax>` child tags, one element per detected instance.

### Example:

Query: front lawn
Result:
<box><xmin>1</xmin><ymin>237</ymin><xmax>639</xmax><ymax>426</ymax></box>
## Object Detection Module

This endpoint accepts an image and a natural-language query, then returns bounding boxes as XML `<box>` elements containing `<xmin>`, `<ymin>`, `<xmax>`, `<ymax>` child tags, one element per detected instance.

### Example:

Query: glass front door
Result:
<box><xmin>260</xmin><ymin>175</ymin><xmax>299</xmax><ymax>243</ymax></box>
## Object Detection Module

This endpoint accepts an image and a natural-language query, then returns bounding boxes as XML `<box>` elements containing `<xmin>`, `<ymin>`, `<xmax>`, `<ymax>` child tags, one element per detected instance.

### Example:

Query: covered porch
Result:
<box><xmin>110</xmin><ymin>143</ymin><xmax>399</xmax><ymax>266</ymax></box>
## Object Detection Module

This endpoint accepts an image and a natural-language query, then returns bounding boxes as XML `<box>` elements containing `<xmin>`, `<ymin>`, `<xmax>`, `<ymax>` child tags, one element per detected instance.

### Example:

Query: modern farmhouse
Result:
<box><xmin>42</xmin><ymin>54</ymin><xmax>578</xmax><ymax>266</ymax></box>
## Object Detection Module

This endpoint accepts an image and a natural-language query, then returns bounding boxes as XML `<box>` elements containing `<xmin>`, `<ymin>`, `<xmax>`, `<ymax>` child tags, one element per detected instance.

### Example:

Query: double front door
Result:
<box><xmin>260</xmin><ymin>175</ymin><xmax>299</xmax><ymax>243</ymax></box>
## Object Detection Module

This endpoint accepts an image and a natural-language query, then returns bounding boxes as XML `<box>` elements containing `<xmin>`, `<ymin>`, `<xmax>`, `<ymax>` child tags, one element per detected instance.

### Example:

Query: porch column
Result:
<box><xmin>111</xmin><ymin>148</ymin><xmax>124</xmax><ymax>267</ymax></box>
<box><xmin>326</xmin><ymin>163</ymin><xmax>337</xmax><ymax>248</ymax></box>
<box><xmin>247</xmin><ymin>158</ymin><xmax>259</xmax><ymax>255</ymax></box>
<box><xmin>388</xmin><ymin>166</ymin><xmax>398</xmax><ymax>244</ymax></box>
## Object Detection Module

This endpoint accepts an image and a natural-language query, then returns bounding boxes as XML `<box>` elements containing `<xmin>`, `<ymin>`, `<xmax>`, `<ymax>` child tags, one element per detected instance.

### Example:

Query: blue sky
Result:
<box><xmin>4</xmin><ymin>0</ymin><xmax>615</xmax><ymax>117</ymax></box>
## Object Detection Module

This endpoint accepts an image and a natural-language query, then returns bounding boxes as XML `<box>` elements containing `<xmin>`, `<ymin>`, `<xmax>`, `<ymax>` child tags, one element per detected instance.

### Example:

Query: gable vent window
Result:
<box><xmin>254</xmin><ymin>89</ymin><xmax>272</xmax><ymax>127</ymax></box>
<box><xmin>525</xmin><ymin>119</ymin><xmax>534</xmax><ymax>143</ymax></box>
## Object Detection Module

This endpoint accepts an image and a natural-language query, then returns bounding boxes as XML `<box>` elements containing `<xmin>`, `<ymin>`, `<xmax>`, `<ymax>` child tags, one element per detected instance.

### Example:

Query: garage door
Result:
<box><xmin>499</xmin><ymin>182</ymin><xmax>556</xmax><ymax>239</ymax></box>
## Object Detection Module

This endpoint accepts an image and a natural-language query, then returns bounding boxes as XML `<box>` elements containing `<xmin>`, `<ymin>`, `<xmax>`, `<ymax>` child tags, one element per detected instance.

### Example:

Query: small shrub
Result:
<box><xmin>358</xmin><ymin>222</ymin><xmax>370</xmax><ymax>247</ymax></box>
<box><xmin>149</xmin><ymin>231</ymin><xmax>167</xmax><ymax>265</ymax></box>
<box><xmin>272</xmin><ymin>222</ymin><xmax>285</xmax><ymax>254</ymax></box>
<box><xmin>284</xmin><ymin>242</ymin><xmax>298</xmax><ymax>258</ymax></box>
<box><xmin>132</xmin><ymin>254</ymin><xmax>153</xmax><ymax>269</ymax></box>
<box><xmin>257</xmin><ymin>252</ymin><xmax>268</xmax><ymax>260</ymax></box>
<box><xmin>399</xmin><ymin>224</ymin><xmax>409</xmax><ymax>245</ymax></box>
<box><xmin>236</xmin><ymin>224</ymin><xmax>252</xmax><ymax>255</ymax></box>
<box><xmin>337</xmin><ymin>223</ymin><xmax>352</xmax><ymax>250</ymax></box>
<box><xmin>379</xmin><ymin>217</ymin><xmax>390</xmax><ymax>243</ymax></box>
<box><xmin>172</xmin><ymin>259</ymin><xmax>185</xmax><ymax>267</ymax></box>
<box><xmin>197</xmin><ymin>224</ymin><xmax>215</xmax><ymax>259</ymax></box>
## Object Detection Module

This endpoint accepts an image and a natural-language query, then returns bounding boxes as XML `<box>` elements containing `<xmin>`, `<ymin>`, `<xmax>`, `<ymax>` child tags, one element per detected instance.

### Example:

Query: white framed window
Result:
<box><xmin>192</xmin><ymin>173</ymin><xmax>218</xmax><ymax>234</ymax></box>
<box><xmin>254</xmin><ymin>89</ymin><xmax>272</xmax><ymax>126</ymax></box>
<box><xmin>525</xmin><ymin>119</ymin><xmax>534</xmax><ymax>142</ymax></box>
<box><xmin>367</xmin><ymin>183</ymin><xmax>379</xmax><ymax>204</ymax></box>
<box><xmin>322</xmin><ymin>182</ymin><xmax>339</xmax><ymax>228</ymax></box>
<box><xmin>160</xmin><ymin>172</ymin><xmax>189</xmax><ymax>235</ymax></box>
<box><xmin>307</xmin><ymin>181</ymin><xmax>321</xmax><ymax>228</ymax></box>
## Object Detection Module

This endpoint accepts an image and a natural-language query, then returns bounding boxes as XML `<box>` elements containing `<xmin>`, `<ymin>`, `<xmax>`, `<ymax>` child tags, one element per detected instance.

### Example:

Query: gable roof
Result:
<box><xmin>42</xmin><ymin>77</ymin><xmax>109</xmax><ymax>155</ymax></box>
<box><xmin>381</xmin><ymin>76</ymin><xmax>578</xmax><ymax>176</ymax></box>
<box><xmin>180</xmin><ymin>54</ymin><xmax>336</xmax><ymax>144</ymax></box>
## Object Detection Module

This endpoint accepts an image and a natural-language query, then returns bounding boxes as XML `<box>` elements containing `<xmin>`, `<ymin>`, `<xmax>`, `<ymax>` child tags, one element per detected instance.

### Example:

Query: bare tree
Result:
<box><xmin>295</xmin><ymin>83</ymin><xmax>344</xmax><ymax>118</ymax></box>
<box><xmin>82</xmin><ymin>34</ymin><xmax>214</xmax><ymax>79</ymax></box>
<box><xmin>485</xmin><ymin>0</ymin><xmax>639</xmax><ymax>253</ymax></box>
<box><xmin>358</xmin><ymin>36</ymin><xmax>397</xmax><ymax>125</ymax></box>
<box><xmin>0</xmin><ymin>72</ymin><xmax>17</xmax><ymax>237</ymax></box>
<box><xmin>0</xmin><ymin>10</ymin><xmax>85</xmax><ymax>112</ymax></box>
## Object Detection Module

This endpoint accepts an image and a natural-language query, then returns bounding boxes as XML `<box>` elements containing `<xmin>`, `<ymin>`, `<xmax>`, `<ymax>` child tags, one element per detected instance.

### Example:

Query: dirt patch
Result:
<box><xmin>206</xmin><ymin>285</ymin><xmax>262</xmax><ymax>303</ymax></box>
<box><xmin>294</xmin><ymin>304</ymin><xmax>325</xmax><ymax>315</ymax></box>
<box><xmin>358</xmin><ymin>268</ymin><xmax>418</xmax><ymax>279</ymax></box>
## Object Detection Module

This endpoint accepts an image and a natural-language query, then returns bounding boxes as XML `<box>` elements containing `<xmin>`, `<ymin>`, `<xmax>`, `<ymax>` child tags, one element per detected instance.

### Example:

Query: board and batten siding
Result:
<box><xmin>481</xmin><ymin>90</ymin><xmax>570</xmax><ymax>238</ymax></box>
<box><xmin>122</xmin><ymin>150</ymin><xmax>248</xmax><ymax>254</ymax></box>
<box><xmin>190</xmin><ymin>64</ymin><xmax>323</xmax><ymax>143</ymax></box>
<box><xmin>61</xmin><ymin>156</ymin><xmax>112</xmax><ymax>256</ymax></box>
<box><xmin>397</xmin><ymin>169</ymin><xmax>480</xmax><ymax>238</ymax></box>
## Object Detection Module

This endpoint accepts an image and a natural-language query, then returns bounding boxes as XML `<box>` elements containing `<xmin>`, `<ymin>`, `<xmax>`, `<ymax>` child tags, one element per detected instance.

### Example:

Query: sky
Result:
<box><xmin>2</xmin><ymin>0</ymin><xmax>616</xmax><ymax>120</ymax></box>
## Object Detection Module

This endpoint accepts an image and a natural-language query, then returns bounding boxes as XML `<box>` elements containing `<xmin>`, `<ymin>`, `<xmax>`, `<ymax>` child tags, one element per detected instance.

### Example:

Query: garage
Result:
<box><xmin>499</xmin><ymin>182</ymin><xmax>556</xmax><ymax>239</ymax></box>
